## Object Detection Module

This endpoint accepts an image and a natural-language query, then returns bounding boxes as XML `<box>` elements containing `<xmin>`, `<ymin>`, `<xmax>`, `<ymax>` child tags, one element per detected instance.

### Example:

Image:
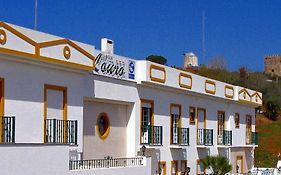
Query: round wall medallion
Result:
<box><xmin>0</xmin><ymin>29</ymin><xmax>7</xmax><ymax>45</ymax></box>
<box><xmin>63</xmin><ymin>46</ymin><xmax>71</xmax><ymax>59</ymax></box>
<box><xmin>96</xmin><ymin>112</ymin><xmax>110</xmax><ymax>140</ymax></box>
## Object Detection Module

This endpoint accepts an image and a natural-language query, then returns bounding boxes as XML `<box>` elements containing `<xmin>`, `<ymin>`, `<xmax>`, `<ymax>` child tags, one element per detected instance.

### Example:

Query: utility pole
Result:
<box><xmin>34</xmin><ymin>0</ymin><xmax>38</xmax><ymax>30</ymax></box>
<box><xmin>202</xmin><ymin>11</ymin><xmax>206</xmax><ymax>65</ymax></box>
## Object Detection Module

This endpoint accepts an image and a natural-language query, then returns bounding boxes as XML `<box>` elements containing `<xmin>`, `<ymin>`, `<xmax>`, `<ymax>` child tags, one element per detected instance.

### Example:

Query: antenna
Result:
<box><xmin>202</xmin><ymin>11</ymin><xmax>206</xmax><ymax>65</ymax></box>
<box><xmin>34</xmin><ymin>0</ymin><xmax>38</xmax><ymax>30</ymax></box>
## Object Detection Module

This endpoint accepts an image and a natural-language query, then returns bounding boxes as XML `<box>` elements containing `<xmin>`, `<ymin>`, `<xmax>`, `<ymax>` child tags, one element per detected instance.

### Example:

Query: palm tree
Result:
<box><xmin>201</xmin><ymin>156</ymin><xmax>232</xmax><ymax>175</ymax></box>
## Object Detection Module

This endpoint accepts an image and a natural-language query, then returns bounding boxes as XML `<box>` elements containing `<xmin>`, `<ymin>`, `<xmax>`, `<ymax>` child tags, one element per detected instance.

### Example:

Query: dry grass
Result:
<box><xmin>255</xmin><ymin>115</ymin><xmax>281</xmax><ymax>167</ymax></box>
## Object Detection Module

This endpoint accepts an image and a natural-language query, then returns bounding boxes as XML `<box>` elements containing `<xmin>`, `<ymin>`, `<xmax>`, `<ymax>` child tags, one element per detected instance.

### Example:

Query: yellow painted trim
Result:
<box><xmin>63</xmin><ymin>46</ymin><xmax>71</xmax><ymax>60</ymax></box>
<box><xmin>235</xmin><ymin>113</ymin><xmax>240</xmax><ymax>128</ymax></box>
<box><xmin>139</xmin><ymin>99</ymin><xmax>154</xmax><ymax>145</ymax></box>
<box><xmin>236</xmin><ymin>155</ymin><xmax>244</xmax><ymax>173</ymax></box>
<box><xmin>96</xmin><ymin>112</ymin><xmax>110</xmax><ymax>140</ymax></box>
<box><xmin>180</xmin><ymin>160</ymin><xmax>187</xmax><ymax>173</ymax></box>
<box><xmin>170</xmin><ymin>160</ymin><xmax>178</xmax><ymax>175</ymax></box>
<box><xmin>158</xmin><ymin>161</ymin><xmax>166</xmax><ymax>175</ymax></box>
<box><xmin>224</xmin><ymin>85</ymin><xmax>234</xmax><ymax>99</ymax></box>
<box><xmin>196</xmin><ymin>159</ymin><xmax>206</xmax><ymax>175</ymax></box>
<box><xmin>178</xmin><ymin>72</ymin><xmax>192</xmax><ymax>89</ymax></box>
<box><xmin>217</xmin><ymin>111</ymin><xmax>225</xmax><ymax>145</ymax></box>
<box><xmin>44</xmin><ymin>84</ymin><xmax>67</xmax><ymax>143</ymax></box>
<box><xmin>0</xmin><ymin>78</ymin><xmax>4</xmax><ymax>144</ymax></box>
<box><xmin>251</xmin><ymin>91</ymin><xmax>262</xmax><ymax>103</ymax></box>
<box><xmin>189</xmin><ymin>106</ymin><xmax>196</xmax><ymax>125</ymax></box>
<box><xmin>0</xmin><ymin>22</ymin><xmax>95</xmax><ymax>70</ymax></box>
<box><xmin>0</xmin><ymin>47</ymin><xmax>94</xmax><ymax>71</ymax></box>
<box><xmin>238</xmin><ymin>88</ymin><xmax>252</xmax><ymax>102</ymax></box>
<box><xmin>246</xmin><ymin>115</ymin><xmax>252</xmax><ymax>144</ymax></box>
<box><xmin>170</xmin><ymin>103</ymin><xmax>182</xmax><ymax>144</ymax></box>
<box><xmin>38</xmin><ymin>39</ymin><xmax>95</xmax><ymax>61</ymax></box>
<box><xmin>196</xmin><ymin>108</ymin><xmax>206</xmax><ymax>144</ymax></box>
<box><xmin>0</xmin><ymin>29</ymin><xmax>7</xmax><ymax>45</ymax></box>
<box><xmin>205</xmin><ymin>79</ymin><xmax>216</xmax><ymax>94</ymax></box>
<box><xmin>238</xmin><ymin>99</ymin><xmax>259</xmax><ymax>106</ymax></box>
<box><xmin>0</xmin><ymin>22</ymin><xmax>37</xmax><ymax>46</ymax></box>
<box><xmin>150</xmin><ymin>64</ymin><xmax>166</xmax><ymax>83</ymax></box>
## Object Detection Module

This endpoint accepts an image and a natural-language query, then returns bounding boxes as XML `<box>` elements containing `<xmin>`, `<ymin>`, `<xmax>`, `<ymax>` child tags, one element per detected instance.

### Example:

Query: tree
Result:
<box><xmin>201</xmin><ymin>156</ymin><xmax>232</xmax><ymax>175</ymax></box>
<box><xmin>263</xmin><ymin>85</ymin><xmax>281</xmax><ymax>120</ymax></box>
<box><xmin>145</xmin><ymin>55</ymin><xmax>167</xmax><ymax>65</ymax></box>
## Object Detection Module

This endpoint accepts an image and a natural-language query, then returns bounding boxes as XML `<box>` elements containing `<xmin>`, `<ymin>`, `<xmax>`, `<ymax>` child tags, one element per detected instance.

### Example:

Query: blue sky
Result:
<box><xmin>1</xmin><ymin>0</ymin><xmax>281</xmax><ymax>71</ymax></box>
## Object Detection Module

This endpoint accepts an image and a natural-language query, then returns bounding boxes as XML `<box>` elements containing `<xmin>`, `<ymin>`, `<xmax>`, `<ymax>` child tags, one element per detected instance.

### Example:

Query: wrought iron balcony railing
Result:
<box><xmin>1</xmin><ymin>116</ymin><xmax>15</xmax><ymax>143</ymax></box>
<box><xmin>246</xmin><ymin>131</ymin><xmax>258</xmax><ymax>145</ymax></box>
<box><xmin>218</xmin><ymin>130</ymin><xmax>232</xmax><ymax>146</ymax></box>
<box><xmin>140</xmin><ymin>125</ymin><xmax>162</xmax><ymax>146</ymax></box>
<box><xmin>69</xmin><ymin>157</ymin><xmax>144</xmax><ymax>170</ymax></box>
<box><xmin>197</xmin><ymin>128</ymin><xmax>213</xmax><ymax>146</ymax></box>
<box><xmin>45</xmin><ymin>119</ymin><xmax>78</xmax><ymax>144</ymax></box>
<box><xmin>252</xmin><ymin>132</ymin><xmax>258</xmax><ymax>145</ymax></box>
<box><xmin>171</xmin><ymin>127</ymin><xmax>189</xmax><ymax>146</ymax></box>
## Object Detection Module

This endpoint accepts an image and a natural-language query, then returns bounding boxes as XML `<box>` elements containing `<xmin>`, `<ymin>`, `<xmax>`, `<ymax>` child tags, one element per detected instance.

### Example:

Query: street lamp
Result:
<box><xmin>141</xmin><ymin>145</ymin><xmax>146</xmax><ymax>156</ymax></box>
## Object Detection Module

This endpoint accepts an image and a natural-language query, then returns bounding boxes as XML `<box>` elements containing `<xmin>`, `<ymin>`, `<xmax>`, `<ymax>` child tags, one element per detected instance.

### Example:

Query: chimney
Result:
<box><xmin>101</xmin><ymin>38</ymin><xmax>114</xmax><ymax>54</ymax></box>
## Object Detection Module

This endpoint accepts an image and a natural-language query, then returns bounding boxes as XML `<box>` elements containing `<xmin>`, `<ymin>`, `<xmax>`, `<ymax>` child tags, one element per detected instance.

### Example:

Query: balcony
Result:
<box><xmin>69</xmin><ymin>157</ymin><xmax>145</xmax><ymax>170</ymax></box>
<box><xmin>252</xmin><ymin>132</ymin><xmax>258</xmax><ymax>145</ymax></box>
<box><xmin>1</xmin><ymin>116</ymin><xmax>15</xmax><ymax>143</ymax></box>
<box><xmin>171</xmin><ymin>127</ymin><xmax>189</xmax><ymax>146</ymax></box>
<box><xmin>246</xmin><ymin>132</ymin><xmax>258</xmax><ymax>145</ymax></box>
<box><xmin>197</xmin><ymin>129</ymin><xmax>213</xmax><ymax>146</ymax></box>
<box><xmin>217</xmin><ymin>130</ymin><xmax>232</xmax><ymax>146</ymax></box>
<box><xmin>45</xmin><ymin>119</ymin><xmax>78</xmax><ymax>144</ymax></box>
<box><xmin>140</xmin><ymin>125</ymin><xmax>162</xmax><ymax>146</ymax></box>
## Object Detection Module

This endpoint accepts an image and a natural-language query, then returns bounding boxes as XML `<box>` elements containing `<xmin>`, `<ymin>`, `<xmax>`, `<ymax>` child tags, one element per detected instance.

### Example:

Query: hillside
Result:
<box><xmin>255</xmin><ymin>115</ymin><xmax>281</xmax><ymax>167</ymax></box>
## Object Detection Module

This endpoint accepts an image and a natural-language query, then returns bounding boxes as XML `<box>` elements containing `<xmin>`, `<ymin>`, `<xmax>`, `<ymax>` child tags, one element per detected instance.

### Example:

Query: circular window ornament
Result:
<box><xmin>0</xmin><ymin>29</ymin><xmax>7</xmax><ymax>45</ymax></box>
<box><xmin>96</xmin><ymin>112</ymin><xmax>110</xmax><ymax>140</ymax></box>
<box><xmin>63</xmin><ymin>46</ymin><xmax>71</xmax><ymax>59</ymax></box>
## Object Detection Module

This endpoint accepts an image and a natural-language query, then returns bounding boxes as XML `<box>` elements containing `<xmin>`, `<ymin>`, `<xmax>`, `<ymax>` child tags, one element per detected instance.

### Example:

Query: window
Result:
<box><xmin>217</xmin><ymin>111</ymin><xmax>225</xmax><ymax>145</ymax></box>
<box><xmin>246</xmin><ymin>115</ymin><xmax>252</xmax><ymax>144</ymax></box>
<box><xmin>158</xmin><ymin>161</ymin><xmax>166</xmax><ymax>175</ymax></box>
<box><xmin>140</xmin><ymin>99</ymin><xmax>154</xmax><ymax>144</ymax></box>
<box><xmin>170</xmin><ymin>104</ymin><xmax>181</xmax><ymax>144</ymax></box>
<box><xmin>171</xmin><ymin>160</ymin><xmax>178</xmax><ymax>175</ymax></box>
<box><xmin>189</xmin><ymin>106</ymin><xmax>196</xmax><ymax>125</ymax></box>
<box><xmin>96</xmin><ymin>112</ymin><xmax>110</xmax><ymax>140</ymax></box>
<box><xmin>235</xmin><ymin>113</ymin><xmax>240</xmax><ymax>128</ymax></box>
<box><xmin>180</xmin><ymin>160</ymin><xmax>188</xmax><ymax>174</ymax></box>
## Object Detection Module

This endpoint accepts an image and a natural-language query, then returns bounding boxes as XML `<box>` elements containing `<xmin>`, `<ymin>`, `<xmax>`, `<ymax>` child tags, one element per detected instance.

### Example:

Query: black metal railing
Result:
<box><xmin>217</xmin><ymin>130</ymin><xmax>232</xmax><ymax>146</ymax></box>
<box><xmin>1</xmin><ymin>116</ymin><xmax>15</xmax><ymax>143</ymax></box>
<box><xmin>252</xmin><ymin>132</ymin><xmax>258</xmax><ymax>145</ymax></box>
<box><xmin>171</xmin><ymin>127</ymin><xmax>189</xmax><ymax>146</ymax></box>
<box><xmin>69</xmin><ymin>157</ymin><xmax>144</xmax><ymax>170</ymax></box>
<box><xmin>197</xmin><ymin>128</ymin><xmax>213</xmax><ymax>146</ymax></box>
<box><xmin>223</xmin><ymin>130</ymin><xmax>232</xmax><ymax>145</ymax></box>
<box><xmin>140</xmin><ymin>125</ymin><xmax>162</xmax><ymax>146</ymax></box>
<box><xmin>45</xmin><ymin>119</ymin><xmax>77</xmax><ymax>144</ymax></box>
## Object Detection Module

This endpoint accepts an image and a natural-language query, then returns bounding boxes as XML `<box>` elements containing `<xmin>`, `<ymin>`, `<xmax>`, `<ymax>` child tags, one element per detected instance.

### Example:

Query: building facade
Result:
<box><xmin>0</xmin><ymin>22</ymin><xmax>261</xmax><ymax>175</ymax></box>
<box><xmin>264</xmin><ymin>54</ymin><xmax>281</xmax><ymax>76</ymax></box>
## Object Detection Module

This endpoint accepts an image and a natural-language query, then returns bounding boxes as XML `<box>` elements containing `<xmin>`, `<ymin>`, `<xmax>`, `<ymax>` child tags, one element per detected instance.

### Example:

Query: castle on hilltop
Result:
<box><xmin>265</xmin><ymin>55</ymin><xmax>281</xmax><ymax>76</ymax></box>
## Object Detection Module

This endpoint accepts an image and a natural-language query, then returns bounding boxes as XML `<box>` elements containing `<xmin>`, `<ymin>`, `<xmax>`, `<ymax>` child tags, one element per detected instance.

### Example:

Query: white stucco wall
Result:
<box><xmin>0</xmin><ymin>144</ymin><xmax>69</xmax><ymax>175</ymax></box>
<box><xmin>0</xmin><ymin>56</ymin><xmax>93</xmax><ymax>152</ymax></box>
<box><xmin>83</xmin><ymin>100</ymin><xmax>129</xmax><ymax>159</ymax></box>
<box><xmin>137</xmin><ymin>85</ymin><xmax>256</xmax><ymax>175</ymax></box>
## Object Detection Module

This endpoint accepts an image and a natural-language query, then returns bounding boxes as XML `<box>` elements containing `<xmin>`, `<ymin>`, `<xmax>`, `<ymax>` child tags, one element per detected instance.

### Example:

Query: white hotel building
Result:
<box><xmin>0</xmin><ymin>22</ymin><xmax>261</xmax><ymax>175</ymax></box>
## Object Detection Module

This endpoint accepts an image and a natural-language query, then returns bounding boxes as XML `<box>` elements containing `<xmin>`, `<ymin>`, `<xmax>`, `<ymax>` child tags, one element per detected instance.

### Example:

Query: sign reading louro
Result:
<box><xmin>94</xmin><ymin>52</ymin><xmax>135</xmax><ymax>81</ymax></box>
